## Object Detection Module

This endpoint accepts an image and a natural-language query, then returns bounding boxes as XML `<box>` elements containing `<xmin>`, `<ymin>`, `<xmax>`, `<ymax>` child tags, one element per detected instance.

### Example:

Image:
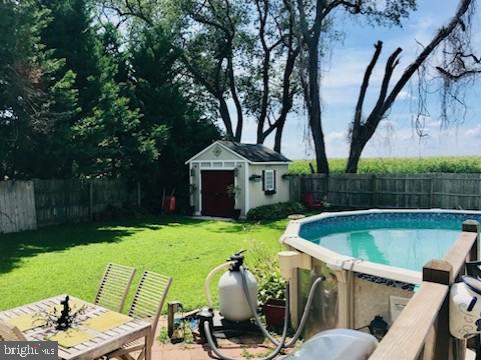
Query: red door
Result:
<box><xmin>201</xmin><ymin>170</ymin><xmax>235</xmax><ymax>217</ymax></box>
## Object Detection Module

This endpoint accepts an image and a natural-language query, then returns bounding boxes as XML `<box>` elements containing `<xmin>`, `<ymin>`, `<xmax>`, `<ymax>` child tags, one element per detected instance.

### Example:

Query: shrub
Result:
<box><xmin>248</xmin><ymin>242</ymin><xmax>285</xmax><ymax>305</ymax></box>
<box><xmin>246</xmin><ymin>202</ymin><xmax>306</xmax><ymax>221</ymax></box>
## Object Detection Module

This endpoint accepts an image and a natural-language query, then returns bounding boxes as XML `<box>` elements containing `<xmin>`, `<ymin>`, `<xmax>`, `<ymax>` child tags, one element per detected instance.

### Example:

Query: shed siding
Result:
<box><xmin>248</xmin><ymin>164</ymin><xmax>290</xmax><ymax>210</ymax></box>
<box><xmin>193</xmin><ymin>144</ymin><xmax>244</xmax><ymax>162</ymax></box>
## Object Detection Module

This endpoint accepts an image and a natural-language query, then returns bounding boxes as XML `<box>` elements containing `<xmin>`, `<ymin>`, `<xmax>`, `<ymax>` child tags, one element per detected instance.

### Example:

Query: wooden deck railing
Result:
<box><xmin>370</xmin><ymin>220</ymin><xmax>480</xmax><ymax>360</ymax></box>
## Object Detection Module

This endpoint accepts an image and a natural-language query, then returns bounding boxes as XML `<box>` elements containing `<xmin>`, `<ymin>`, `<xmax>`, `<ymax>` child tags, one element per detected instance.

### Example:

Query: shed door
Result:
<box><xmin>201</xmin><ymin>170</ymin><xmax>235</xmax><ymax>218</ymax></box>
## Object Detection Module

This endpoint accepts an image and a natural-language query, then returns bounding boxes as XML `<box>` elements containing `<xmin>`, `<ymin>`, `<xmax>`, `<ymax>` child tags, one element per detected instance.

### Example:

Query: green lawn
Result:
<box><xmin>0</xmin><ymin>216</ymin><xmax>286</xmax><ymax>312</ymax></box>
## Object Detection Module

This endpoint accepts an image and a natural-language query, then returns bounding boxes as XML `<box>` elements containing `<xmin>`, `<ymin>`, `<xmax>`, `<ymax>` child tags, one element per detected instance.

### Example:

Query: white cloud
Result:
<box><xmin>397</xmin><ymin>90</ymin><xmax>416</xmax><ymax>100</ymax></box>
<box><xmin>465</xmin><ymin>125</ymin><xmax>481</xmax><ymax>137</ymax></box>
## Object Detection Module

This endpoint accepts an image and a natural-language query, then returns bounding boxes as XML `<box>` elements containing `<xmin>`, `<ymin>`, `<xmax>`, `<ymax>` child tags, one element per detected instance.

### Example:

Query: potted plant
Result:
<box><xmin>226</xmin><ymin>184</ymin><xmax>241</xmax><ymax>198</ymax></box>
<box><xmin>257</xmin><ymin>269</ymin><xmax>286</xmax><ymax>328</ymax></box>
<box><xmin>233</xmin><ymin>209</ymin><xmax>242</xmax><ymax>219</ymax></box>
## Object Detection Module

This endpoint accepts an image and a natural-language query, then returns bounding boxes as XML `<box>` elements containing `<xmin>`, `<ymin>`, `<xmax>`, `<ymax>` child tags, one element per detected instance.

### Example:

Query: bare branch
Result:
<box><xmin>353</xmin><ymin>41</ymin><xmax>383</xmax><ymax>128</ymax></box>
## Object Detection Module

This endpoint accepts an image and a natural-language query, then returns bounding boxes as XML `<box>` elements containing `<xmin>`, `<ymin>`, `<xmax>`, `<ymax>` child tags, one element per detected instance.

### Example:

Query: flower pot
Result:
<box><xmin>233</xmin><ymin>209</ymin><xmax>241</xmax><ymax>220</ymax></box>
<box><xmin>262</xmin><ymin>299</ymin><xmax>286</xmax><ymax>328</ymax></box>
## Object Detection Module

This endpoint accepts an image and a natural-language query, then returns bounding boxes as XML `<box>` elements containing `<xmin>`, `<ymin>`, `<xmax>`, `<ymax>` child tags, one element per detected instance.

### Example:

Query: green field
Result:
<box><xmin>0</xmin><ymin>216</ymin><xmax>285</xmax><ymax>312</ymax></box>
<box><xmin>289</xmin><ymin>156</ymin><xmax>481</xmax><ymax>174</ymax></box>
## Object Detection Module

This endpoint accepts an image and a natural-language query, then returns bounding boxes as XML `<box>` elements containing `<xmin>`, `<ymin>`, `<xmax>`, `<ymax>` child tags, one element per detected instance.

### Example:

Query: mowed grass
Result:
<box><xmin>0</xmin><ymin>216</ymin><xmax>285</xmax><ymax>312</ymax></box>
<box><xmin>289</xmin><ymin>156</ymin><xmax>481</xmax><ymax>174</ymax></box>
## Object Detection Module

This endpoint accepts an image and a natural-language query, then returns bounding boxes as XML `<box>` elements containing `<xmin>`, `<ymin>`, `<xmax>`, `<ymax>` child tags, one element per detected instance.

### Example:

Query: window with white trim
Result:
<box><xmin>263</xmin><ymin>169</ymin><xmax>276</xmax><ymax>194</ymax></box>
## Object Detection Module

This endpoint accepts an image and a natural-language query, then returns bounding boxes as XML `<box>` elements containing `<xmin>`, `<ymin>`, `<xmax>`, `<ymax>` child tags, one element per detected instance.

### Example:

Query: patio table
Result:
<box><xmin>0</xmin><ymin>295</ymin><xmax>152</xmax><ymax>360</ymax></box>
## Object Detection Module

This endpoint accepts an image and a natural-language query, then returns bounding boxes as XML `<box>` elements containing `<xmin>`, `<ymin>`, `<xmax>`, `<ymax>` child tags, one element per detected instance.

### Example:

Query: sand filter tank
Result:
<box><xmin>205</xmin><ymin>250</ymin><xmax>257</xmax><ymax>322</ymax></box>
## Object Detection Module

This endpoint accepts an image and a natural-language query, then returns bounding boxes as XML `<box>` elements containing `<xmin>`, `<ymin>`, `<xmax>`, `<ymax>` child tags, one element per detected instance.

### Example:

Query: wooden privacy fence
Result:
<box><xmin>369</xmin><ymin>220</ymin><xmax>480</xmax><ymax>360</ymax></box>
<box><xmin>292</xmin><ymin>173</ymin><xmax>481</xmax><ymax>210</ymax></box>
<box><xmin>0</xmin><ymin>179</ymin><xmax>140</xmax><ymax>234</ymax></box>
<box><xmin>0</xmin><ymin>181</ymin><xmax>37</xmax><ymax>234</ymax></box>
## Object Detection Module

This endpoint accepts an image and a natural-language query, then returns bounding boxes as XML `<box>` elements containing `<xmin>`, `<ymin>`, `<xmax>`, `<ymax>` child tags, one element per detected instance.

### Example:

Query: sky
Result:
<box><xmin>239</xmin><ymin>0</ymin><xmax>481</xmax><ymax>159</ymax></box>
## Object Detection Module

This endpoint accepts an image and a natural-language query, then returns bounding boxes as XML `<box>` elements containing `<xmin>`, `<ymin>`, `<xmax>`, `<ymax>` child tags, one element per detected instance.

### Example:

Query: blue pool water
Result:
<box><xmin>299</xmin><ymin>212</ymin><xmax>481</xmax><ymax>272</ymax></box>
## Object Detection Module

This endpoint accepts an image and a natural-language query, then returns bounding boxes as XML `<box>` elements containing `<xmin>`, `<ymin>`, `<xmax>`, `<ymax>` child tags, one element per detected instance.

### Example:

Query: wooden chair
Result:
<box><xmin>95</xmin><ymin>263</ymin><xmax>136</xmax><ymax>313</ymax></box>
<box><xmin>0</xmin><ymin>320</ymin><xmax>27</xmax><ymax>341</ymax></box>
<box><xmin>107</xmin><ymin>271</ymin><xmax>172</xmax><ymax>360</ymax></box>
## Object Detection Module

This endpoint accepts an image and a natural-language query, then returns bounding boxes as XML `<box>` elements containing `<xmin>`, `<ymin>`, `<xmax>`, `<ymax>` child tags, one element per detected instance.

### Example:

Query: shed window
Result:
<box><xmin>263</xmin><ymin>170</ymin><xmax>276</xmax><ymax>194</ymax></box>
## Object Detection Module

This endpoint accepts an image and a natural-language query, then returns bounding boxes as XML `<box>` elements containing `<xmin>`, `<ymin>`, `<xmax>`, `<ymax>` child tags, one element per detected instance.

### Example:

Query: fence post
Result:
<box><xmin>478</xmin><ymin>174</ymin><xmax>481</xmax><ymax>210</ymax></box>
<box><xmin>429</xmin><ymin>174</ymin><xmax>434</xmax><ymax>208</ymax></box>
<box><xmin>463</xmin><ymin>220</ymin><xmax>480</xmax><ymax>261</ymax></box>
<box><xmin>370</xmin><ymin>175</ymin><xmax>377</xmax><ymax>208</ymax></box>
<box><xmin>89</xmin><ymin>181</ymin><xmax>94</xmax><ymax>221</ymax></box>
<box><xmin>421</xmin><ymin>220</ymin><xmax>480</xmax><ymax>360</ymax></box>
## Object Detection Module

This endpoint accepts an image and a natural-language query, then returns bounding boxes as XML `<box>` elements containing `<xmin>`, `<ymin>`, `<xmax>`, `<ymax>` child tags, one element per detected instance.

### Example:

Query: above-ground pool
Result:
<box><xmin>281</xmin><ymin>209</ymin><xmax>481</xmax><ymax>336</ymax></box>
<box><xmin>299</xmin><ymin>211</ymin><xmax>481</xmax><ymax>273</ymax></box>
<box><xmin>283</xmin><ymin>209</ymin><xmax>481</xmax><ymax>284</ymax></box>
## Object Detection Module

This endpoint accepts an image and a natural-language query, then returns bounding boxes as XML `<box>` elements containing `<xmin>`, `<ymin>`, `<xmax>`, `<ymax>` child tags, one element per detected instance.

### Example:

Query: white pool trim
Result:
<box><xmin>281</xmin><ymin>208</ymin><xmax>481</xmax><ymax>285</ymax></box>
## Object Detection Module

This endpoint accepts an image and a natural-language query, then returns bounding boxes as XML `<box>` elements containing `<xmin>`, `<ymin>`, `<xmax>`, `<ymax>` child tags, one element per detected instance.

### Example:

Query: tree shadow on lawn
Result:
<box><xmin>0</xmin><ymin>215</ymin><xmax>283</xmax><ymax>275</ymax></box>
<box><xmin>205</xmin><ymin>219</ymin><xmax>288</xmax><ymax>234</ymax></box>
<box><xmin>0</xmin><ymin>216</ymin><xmax>223</xmax><ymax>276</ymax></box>
<box><xmin>0</xmin><ymin>222</ymin><xmax>140</xmax><ymax>275</ymax></box>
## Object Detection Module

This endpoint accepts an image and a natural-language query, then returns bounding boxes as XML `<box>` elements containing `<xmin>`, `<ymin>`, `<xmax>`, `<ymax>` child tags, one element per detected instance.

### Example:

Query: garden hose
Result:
<box><xmin>204</xmin><ymin>261</ymin><xmax>235</xmax><ymax>308</ymax></box>
<box><xmin>202</xmin><ymin>257</ymin><xmax>324</xmax><ymax>359</ymax></box>
<box><xmin>240</xmin><ymin>266</ymin><xmax>324</xmax><ymax>348</ymax></box>
<box><xmin>203</xmin><ymin>283</ymin><xmax>290</xmax><ymax>360</ymax></box>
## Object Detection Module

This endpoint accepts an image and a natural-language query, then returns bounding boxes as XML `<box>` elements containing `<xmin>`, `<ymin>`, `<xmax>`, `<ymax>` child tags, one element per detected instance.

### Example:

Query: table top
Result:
<box><xmin>0</xmin><ymin>295</ymin><xmax>151</xmax><ymax>360</ymax></box>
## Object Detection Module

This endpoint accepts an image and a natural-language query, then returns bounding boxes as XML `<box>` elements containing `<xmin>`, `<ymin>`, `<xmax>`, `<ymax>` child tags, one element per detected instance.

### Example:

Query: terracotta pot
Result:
<box><xmin>262</xmin><ymin>299</ymin><xmax>286</xmax><ymax>327</ymax></box>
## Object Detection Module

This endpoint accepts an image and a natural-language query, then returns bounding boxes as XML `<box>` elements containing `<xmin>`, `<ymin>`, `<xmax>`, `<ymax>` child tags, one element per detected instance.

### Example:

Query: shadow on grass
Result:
<box><xmin>0</xmin><ymin>223</ymin><xmax>135</xmax><ymax>275</ymax></box>
<box><xmin>0</xmin><ymin>215</ymin><xmax>283</xmax><ymax>276</ymax></box>
<box><xmin>205</xmin><ymin>219</ymin><xmax>288</xmax><ymax>234</ymax></box>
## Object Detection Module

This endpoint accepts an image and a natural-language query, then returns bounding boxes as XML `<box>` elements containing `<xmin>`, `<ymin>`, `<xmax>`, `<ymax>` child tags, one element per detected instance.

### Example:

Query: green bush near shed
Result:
<box><xmin>246</xmin><ymin>202</ymin><xmax>306</xmax><ymax>221</ymax></box>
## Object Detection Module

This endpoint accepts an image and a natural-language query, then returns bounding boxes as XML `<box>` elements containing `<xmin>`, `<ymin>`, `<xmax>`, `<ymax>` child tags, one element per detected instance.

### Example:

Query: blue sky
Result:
<box><xmin>241</xmin><ymin>0</ymin><xmax>481</xmax><ymax>159</ymax></box>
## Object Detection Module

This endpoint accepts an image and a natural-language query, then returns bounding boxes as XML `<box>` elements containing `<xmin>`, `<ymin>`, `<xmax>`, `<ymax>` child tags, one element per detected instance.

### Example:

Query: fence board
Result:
<box><xmin>0</xmin><ymin>181</ymin><xmax>37</xmax><ymax>234</ymax></box>
<box><xmin>295</xmin><ymin>173</ymin><xmax>481</xmax><ymax>210</ymax></box>
<box><xmin>34</xmin><ymin>179</ymin><xmax>137</xmax><ymax>227</ymax></box>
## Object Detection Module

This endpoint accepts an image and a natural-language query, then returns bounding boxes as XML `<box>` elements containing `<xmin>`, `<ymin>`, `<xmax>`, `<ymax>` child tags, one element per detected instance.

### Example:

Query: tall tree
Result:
<box><xmin>292</xmin><ymin>0</ymin><xmax>416</xmax><ymax>173</ymax></box>
<box><xmin>128</xmin><ymin>24</ymin><xmax>219</xmax><ymax>190</ymax></box>
<box><xmin>0</xmin><ymin>0</ymin><xmax>79</xmax><ymax>179</ymax></box>
<box><xmin>98</xmin><ymin>0</ymin><xmax>302</xmax><ymax>152</ymax></box>
<box><xmin>244</xmin><ymin>0</ymin><xmax>301</xmax><ymax>152</ymax></box>
<box><xmin>346</xmin><ymin>0</ymin><xmax>474</xmax><ymax>173</ymax></box>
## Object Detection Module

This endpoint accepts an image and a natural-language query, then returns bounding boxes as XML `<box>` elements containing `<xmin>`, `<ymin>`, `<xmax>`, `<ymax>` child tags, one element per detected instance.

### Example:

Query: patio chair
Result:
<box><xmin>303</xmin><ymin>192</ymin><xmax>323</xmax><ymax>210</ymax></box>
<box><xmin>95</xmin><ymin>263</ymin><xmax>136</xmax><ymax>313</ymax></box>
<box><xmin>106</xmin><ymin>270</ymin><xmax>172</xmax><ymax>360</ymax></box>
<box><xmin>0</xmin><ymin>320</ymin><xmax>27</xmax><ymax>341</ymax></box>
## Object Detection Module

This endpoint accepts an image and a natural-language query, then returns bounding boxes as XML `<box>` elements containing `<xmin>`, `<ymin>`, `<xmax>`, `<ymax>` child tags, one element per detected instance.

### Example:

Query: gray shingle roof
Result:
<box><xmin>219</xmin><ymin>141</ymin><xmax>291</xmax><ymax>162</ymax></box>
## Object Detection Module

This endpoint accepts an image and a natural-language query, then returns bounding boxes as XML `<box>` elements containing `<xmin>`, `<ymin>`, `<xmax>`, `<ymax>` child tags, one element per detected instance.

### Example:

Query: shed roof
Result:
<box><xmin>185</xmin><ymin>140</ymin><xmax>291</xmax><ymax>164</ymax></box>
<box><xmin>218</xmin><ymin>141</ymin><xmax>291</xmax><ymax>162</ymax></box>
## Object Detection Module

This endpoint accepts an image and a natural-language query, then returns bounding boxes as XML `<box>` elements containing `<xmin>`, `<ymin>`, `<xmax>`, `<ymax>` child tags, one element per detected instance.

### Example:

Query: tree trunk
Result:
<box><xmin>227</xmin><ymin>58</ymin><xmax>243</xmax><ymax>142</ymax></box>
<box><xmin>346</xmin><ymin>133</ymin><xmax>367</xmax><ymax>173</ymax></box>
<box><xmin>273</xmin><ymin>115</ymin><xmax>286</xmax><ymax>153</ymax></box>
<box><xmin>218</xmin><ymin>96</ymin><xmax>234</xmax><ymax>139</ymax></box>
<box><xmin>307</xmin><ymin>45</ymin><xmax>329</xmax><ymax>173</ymax></box>
<box><xmin>345</xmin><ymin>0</ymin><xmax>473</xmax><ymax>173</ymax></box>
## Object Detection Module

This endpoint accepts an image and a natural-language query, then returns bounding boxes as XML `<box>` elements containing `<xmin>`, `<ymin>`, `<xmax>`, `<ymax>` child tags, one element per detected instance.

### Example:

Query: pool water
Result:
<box><xmin>299</xmin><ymin>212</ymin><xmax>481</xmax><ymax>272</ymax></box>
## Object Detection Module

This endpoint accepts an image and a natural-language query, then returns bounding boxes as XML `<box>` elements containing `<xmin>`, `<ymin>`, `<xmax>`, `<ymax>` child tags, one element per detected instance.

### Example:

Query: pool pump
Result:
<box><xmin>450</xmin><ymin>261</ymin><xmax>481</xmax><ymax>339</ymax></box>
<box><xmin>450</xmin><ymin>261</ymin><xmax>481</xmax><ymax>359</ymax></box>
<box><xmin>201</xmin><ymin>250</ymin><xmax>379</xmax><ymax>360</ymax></box>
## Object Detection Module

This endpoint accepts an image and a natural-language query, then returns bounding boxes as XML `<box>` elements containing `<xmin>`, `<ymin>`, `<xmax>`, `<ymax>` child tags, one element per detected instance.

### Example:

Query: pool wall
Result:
<box><xmin>280</xmin><ymin>208</ymin><xmax>481</xmax><ymax>337</ymax></box>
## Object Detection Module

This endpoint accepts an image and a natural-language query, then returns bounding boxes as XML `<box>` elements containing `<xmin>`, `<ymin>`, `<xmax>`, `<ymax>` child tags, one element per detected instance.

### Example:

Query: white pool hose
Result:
<box><xmin>204</xmin><ymin>278</ymin><xmax>290</xmax><ymax>360</ymax></box>
<box><xmin>204</xmin><ymin>261</ymin><xmax>235</xmax><ymax>308</ymax></box>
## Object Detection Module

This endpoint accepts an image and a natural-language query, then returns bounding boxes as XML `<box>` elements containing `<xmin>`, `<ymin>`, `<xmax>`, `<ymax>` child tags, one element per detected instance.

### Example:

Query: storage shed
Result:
<box><xmin>186</xmin><ymin>141</ymin><xmax>292</xmax><ymax>218</ymax></box>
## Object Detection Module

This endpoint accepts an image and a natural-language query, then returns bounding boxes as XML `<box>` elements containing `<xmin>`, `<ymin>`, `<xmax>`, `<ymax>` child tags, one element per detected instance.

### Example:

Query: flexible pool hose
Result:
<box><xmin>202</xmin><ymin>264</ymin><xmax>324</xmax><ymax>359</ymax></box>
<box><xmin>204</xmin><ymin>282</ymin><xmax>289</xmax><ymax>360</ymax></box>
<box><xmin>240</xmin><ymin>266</ymin><xmax>324</xmax><ymax>348</ymax></box>
<box><xmin>204</xmin><ymin>261</ymin><xmax>235</xmax><ymax>308</ymax></box>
